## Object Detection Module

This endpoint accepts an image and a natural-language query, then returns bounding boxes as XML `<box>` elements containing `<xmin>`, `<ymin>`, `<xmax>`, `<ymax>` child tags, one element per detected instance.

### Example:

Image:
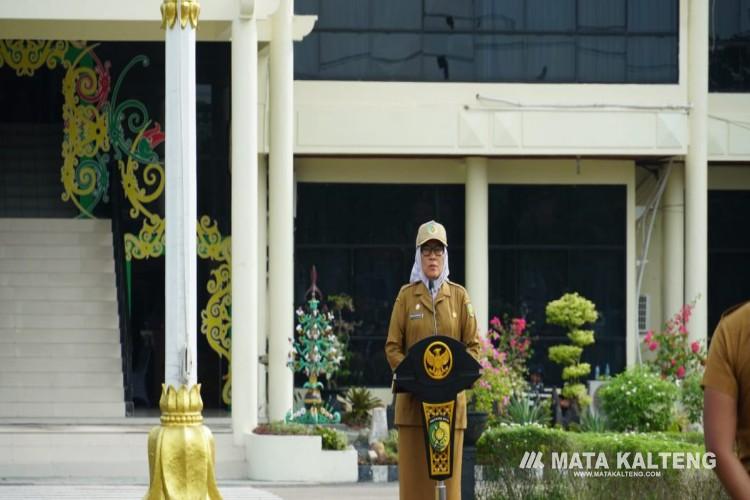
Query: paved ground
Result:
<box><xmin>0</xmin><ymin>481</ymin><xmax>398</xmax><ymax>500</ymax></box>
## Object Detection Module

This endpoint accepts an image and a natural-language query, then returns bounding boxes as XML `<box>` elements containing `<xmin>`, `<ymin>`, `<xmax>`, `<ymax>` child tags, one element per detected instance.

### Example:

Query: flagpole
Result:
<box><xmin>145</xmin><ymin>1</ymin><xmax>221</xmax><ymax>497</ymax></box>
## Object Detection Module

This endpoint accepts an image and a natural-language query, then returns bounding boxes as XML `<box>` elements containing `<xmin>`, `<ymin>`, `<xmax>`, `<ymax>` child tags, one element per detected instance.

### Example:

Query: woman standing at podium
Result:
<box><xmin>385</xmin><ymin>220</ymin><xmax>480</xmax><ymax>500</ymax></box>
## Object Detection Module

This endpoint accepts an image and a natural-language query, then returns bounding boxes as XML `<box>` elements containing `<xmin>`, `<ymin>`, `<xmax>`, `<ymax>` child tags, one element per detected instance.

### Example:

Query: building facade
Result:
<box><xmin>0</xmin><ymin>0</ymin><xmax>749</xmax><ymax>444</ymax></box>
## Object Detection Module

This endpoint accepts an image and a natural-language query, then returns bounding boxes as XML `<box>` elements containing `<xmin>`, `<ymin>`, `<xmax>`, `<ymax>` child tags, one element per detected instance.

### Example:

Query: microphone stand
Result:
<box><xmin>429</xmin><ymin>280</ymin><xmax>447</xmax><ymax>500</ymax></box>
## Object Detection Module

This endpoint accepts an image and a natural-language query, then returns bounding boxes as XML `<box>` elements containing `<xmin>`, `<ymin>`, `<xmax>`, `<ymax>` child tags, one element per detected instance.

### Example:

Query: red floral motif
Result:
<box><xmin>143</xmin><ymin>123</ymin><xmax>166</xmax><ymax>149</ymax></box>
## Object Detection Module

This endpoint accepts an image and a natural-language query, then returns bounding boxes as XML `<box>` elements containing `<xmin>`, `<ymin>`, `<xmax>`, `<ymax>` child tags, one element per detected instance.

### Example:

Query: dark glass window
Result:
<box><xmin>710</xmin><ymin>0</ymin><xmax>750</xmax><ymax>91</ymax></box>
<box><xmin>295</xmin><ymin>0</ymin><xmax>678</xmax><ymax>83</ymax></box>
<box><xmin>488</xmin><ymin>185</ymin><xmax>626</xmax><ymax>384</ymax></box>
<box><xmin>708</xmin><ymin>190</ymin><xmax>750</xmax><ymax>337</ymax></box>
<box><xmin>294</xmin><ymin>183</ymin><xmax>465</xmax><ymax>387</ymax></box>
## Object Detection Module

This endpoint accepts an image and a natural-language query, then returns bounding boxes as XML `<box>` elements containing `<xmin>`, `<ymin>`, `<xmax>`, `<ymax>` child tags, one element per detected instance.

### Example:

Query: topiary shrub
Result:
<box><xmin>597</xmin><ymin>367</ymin><xmax>678</xmax><ymax>432</ymax></box>
<box><xmin>546</xmin><ymin>292</ymin><xmax>598</xmax><ymax>408</ymax></box>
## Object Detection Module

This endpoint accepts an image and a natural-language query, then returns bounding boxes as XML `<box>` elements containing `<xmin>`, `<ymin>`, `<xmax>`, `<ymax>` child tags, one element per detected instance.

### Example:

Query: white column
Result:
<box><xmin>626</xmin><ymin>171</ymin><xmax>637</xmax><ymax>367</ymax></box>
<box><xmin>230</xmin><ymin>9</ymin><xmax>258</xmax><ymax>443</ymax></box>
<box><xmin>268</xmin><ymin>0</ymin><xmax>294</xmax><ymax>421</ymax></box>
<box><xmin>465</xmin><ymin>157</ymin><xmax>489</xmax><ymax>335</ymax></box>
<box><xmin>662</xmin><ymin>164</ymin><xmax>685</xmax><ymax>323</ymax></box>
<box><xmin>258</xmin><ymin>154</ymin><xmax>269</xmax><ymax>421</ymax></box>
<box><xmin>686</xmin><ymin>0</ymin><xmax>708</xmax><ymax>344</ymax></box>
<box><xmin>164</xmin><ymin>3</ymin><xmax>198</xmax><ymax>387</ymax></box>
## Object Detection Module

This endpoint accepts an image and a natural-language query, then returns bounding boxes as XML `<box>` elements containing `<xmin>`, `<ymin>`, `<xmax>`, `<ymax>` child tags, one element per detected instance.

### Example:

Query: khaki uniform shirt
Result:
<box><xmin>385</xmin><ymin>280</ymin><xmax>480</xmax><ymax>429</ymax></box>
<box><xmin>702</xmin><ymin>301</ymin><xmax>750</xmax><ymax>471</ymax></box>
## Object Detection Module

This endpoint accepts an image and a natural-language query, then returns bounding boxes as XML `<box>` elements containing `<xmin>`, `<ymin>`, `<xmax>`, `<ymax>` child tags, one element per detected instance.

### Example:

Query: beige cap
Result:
<box><xmin>415</xmin><ymin>220</ymin><xmax>448</xmax><ymax>247</ymax></box>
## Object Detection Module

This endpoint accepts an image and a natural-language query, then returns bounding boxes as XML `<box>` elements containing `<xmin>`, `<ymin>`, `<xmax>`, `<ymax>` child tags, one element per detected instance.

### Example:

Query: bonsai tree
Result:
<box><xmin>546</xmin><ymin>292</ymin><xmax>598</xmax><ymax>408</ymax></box>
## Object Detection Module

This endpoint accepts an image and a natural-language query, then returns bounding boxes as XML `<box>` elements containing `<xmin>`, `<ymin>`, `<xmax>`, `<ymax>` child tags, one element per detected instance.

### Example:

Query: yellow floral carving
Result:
<box><xmin>120</xmin><ymin>128</ymin><xmax>166</xmax><ymax>261</ymax></box>
<box><xmin>60</xmin><ymin>44</ymin><xmax>110</xmax><ymax>218</ymax></box>
<box><xmin>198</xmin><ymin>216</ymin><xmax>233</xmax><ymax>405</ymax></box>
<box><xmin>0</xmin><ymin>40</ymin><xmax>68</xmax><ymax>77</ymax></box>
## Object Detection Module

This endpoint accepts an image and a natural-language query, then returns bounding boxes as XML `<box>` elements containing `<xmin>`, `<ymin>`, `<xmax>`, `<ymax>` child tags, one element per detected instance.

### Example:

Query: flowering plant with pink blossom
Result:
<box><xmin>469</xmin><ymin>316</ymin><xmax>531</xmax><ymax>415</ymax></box>
<box><xmin>488</xmin><ymin>315</ymin><xmax>534</xmax><ymax>377</ymax></box>
<box><xmin>643</xmin><ymin>302</ymin><xmax>706</xmax><ymax>382</ymax></box>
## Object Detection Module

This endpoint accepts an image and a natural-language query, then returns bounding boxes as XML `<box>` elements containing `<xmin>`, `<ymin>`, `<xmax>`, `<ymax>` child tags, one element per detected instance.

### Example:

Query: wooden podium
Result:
<box><xmin>393</xmin><ymin>335</ymin><xmax>481</xmax><ymax>499</ymax></box>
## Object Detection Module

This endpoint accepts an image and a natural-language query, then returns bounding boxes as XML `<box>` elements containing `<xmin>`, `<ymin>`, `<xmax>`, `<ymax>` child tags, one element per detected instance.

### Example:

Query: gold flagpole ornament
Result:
<box><xmin>161</xmin><ymin>0</ymin><xmax>199</xmax><ymax>30</ymax></box>
<box><xmin>160</xmin><ymin>0</ymin><xmax>177</xmax><ymax>29</ymax></box>
<box><xmin>181</xmin><ymin>0</ymin><xmax>201</xmax><ymax>29</ymax></box>
<box><xmin>145</xmin><ymin>385</ymin><xmax>221</xmax><ymax>500</ymax></box>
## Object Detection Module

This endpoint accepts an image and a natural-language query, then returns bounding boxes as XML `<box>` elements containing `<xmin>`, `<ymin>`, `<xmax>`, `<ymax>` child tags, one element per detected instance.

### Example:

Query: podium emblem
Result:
<box><xmin>428</xmin><ymin>419</ymin><xmax>450</xmax><ymax>452</ymax></box>
<box><xmin>423</xmin><ymin>341</ymin><xmax>452</xmax><ymax>380</ymax></box>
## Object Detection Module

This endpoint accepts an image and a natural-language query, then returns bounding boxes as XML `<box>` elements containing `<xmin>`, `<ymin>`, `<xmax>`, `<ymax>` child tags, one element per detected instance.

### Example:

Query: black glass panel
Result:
<box><xmin>295</xmin><ymin>0</ymin><xmax>678</xmax><ymax>83</ymax></box>
<box><xmin>488</xmin><ymin>184</ymin><xmax>626</xmax><ymax>385</ymax></box>
<box><xmin>294</xmin><ymin>183</ymin><xmax>465</xmax><ymax>387</ymax></box>
<box><xmin>708</xmin><ymin>190</ymin><xmax>750</xmax><ymax>337</ymax></box>
<box><xmin>474</xmin><ymin>0</ymin><xmax>525</xmax><ymax>31</ymax></box>
<box><xmin>578</xmin><ymin>0</ymin><xmax>625</xmax><ymax>32</ymax></box>
<box><xmin>710</xmin><ymin>0</ymin><xmax>750</xmax><ymax>91</ymax></box>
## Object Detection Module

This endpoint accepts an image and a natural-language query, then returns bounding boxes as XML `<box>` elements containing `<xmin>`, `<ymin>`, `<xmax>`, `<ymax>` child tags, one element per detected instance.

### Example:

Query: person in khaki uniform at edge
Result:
<box><xmin>385</xmin><ymin>220</ymin><xmax>480</xmax><ymax>500</ymax></box>
<box><xmin>703</xmin><ymin>301</ymin><xmax>750</xmax><ymax>499</ymax></box>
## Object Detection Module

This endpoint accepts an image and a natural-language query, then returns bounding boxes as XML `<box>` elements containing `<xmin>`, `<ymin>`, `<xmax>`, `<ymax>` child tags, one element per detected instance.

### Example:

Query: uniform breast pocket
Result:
<box><xmin>406</xmin><ymin>310</ymin><xmax>425</xmax><ymax>339</ymax></box>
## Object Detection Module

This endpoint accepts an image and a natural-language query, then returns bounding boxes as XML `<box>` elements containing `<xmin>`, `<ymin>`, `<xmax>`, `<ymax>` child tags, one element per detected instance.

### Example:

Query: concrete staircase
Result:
<box><xmin>0</xmin><ymin>420</ymin><xmax>247</xmax><ymax>479</ymax></box>
<box><xmin>0</xmin><ymin>218</ymin><xmax>125</xmax><ymax>418</ymax></box>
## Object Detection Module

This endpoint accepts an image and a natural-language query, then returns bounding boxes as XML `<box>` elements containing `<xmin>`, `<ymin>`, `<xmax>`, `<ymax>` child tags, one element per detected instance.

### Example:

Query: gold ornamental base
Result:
<box><xmin>145</xmin><ymin>384</ymin><xmax>222</xmax><ymax>500</ymax></box>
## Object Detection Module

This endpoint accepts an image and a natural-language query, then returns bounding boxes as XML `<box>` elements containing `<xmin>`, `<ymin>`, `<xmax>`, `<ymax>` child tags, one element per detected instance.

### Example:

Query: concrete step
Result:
<box><xmin>0</xmin><ymin>460</ymin><xmax>247</xmax><ymax>480</ymax></box>
<box><xmin>0</xmin><ymin>342</ymin><xmax>121</xmax><ymax>358</ymax></box>
<box><xmin>0</xmin><ymin>219</ymin><xmax>111</xmax><ymax>233</ymax></box>
<box><xmin>0</xmin><ymin>357</ymin><xmax>123</xmax><ymax>373</ymax></box>
<box><xmin>0</xmin><ymin>314</ymin><xmax>118</xmax><ymax>329</ymax></box>
<box><xmin>0</xmin><ymin>402</ymin><xmax>125</xmax><ymax>418</ymax></box>
<box><xmin>0</xmin><ymin>430</ymin><xmax>244</xmax><ymax>458</ymax></box>
<box><xmin>0</xmin><ymin>426</ymin><xmax>246</xmax><ymax>479</ymax></box>
<box><xmin>0</xmin><ymin>272</ymin><xmax>116</xmax><ymax>288</ymax></box>
<box><xmin>0</xmin><ymin>387</ymin><xmax>124</xmax><ymax>403</ymax></box>
<box><xmin>0</xmin><ymin>287</ymin><xmax>116</xmax><ymax>301</ymax></box>
<box><xmin>0</xmin><ymin>329</ymin><xmax>120</xmax><ymax>344</ymax></box>
<box><xmin>0</xmin><ymin>371</ymin><xmax>123</xmax><ymax>388</ymax></box>
<box><xmin>0</xmin><ymin>258</ymin><xmax>113</xmax><ymax>273</ymax></box>
<box><xmin>0</xmin><ymin>232</ymin><xmax>112</xmax><ymax>246</ymax></box>
<box><xmin>0</xmin><ymin>245</ymin><xmax>113</xmax><ymax>259</ymax></box>
<box><xmin>0</xmin><ymin>218</ymin><xmax>124</xmax><ymax>420</ymax></box>
<box><xmin>0</xmin><ymin>300</ymin><xmax>117</xmax><ymax>316</ymax></box>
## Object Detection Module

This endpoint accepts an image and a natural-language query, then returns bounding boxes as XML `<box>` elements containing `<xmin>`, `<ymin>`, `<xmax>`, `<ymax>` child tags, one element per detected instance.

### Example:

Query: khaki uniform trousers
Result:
<box><xmin>398</xmin><ymin>425</ymin><xmax>464</xmax><ymax>500</ymax></box>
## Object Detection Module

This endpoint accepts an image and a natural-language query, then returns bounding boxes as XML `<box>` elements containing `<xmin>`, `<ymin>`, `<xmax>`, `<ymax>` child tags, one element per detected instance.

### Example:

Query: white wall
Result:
<box><xmin>708</xmin><ymin>95</ymin><xmax>750</xmax><ymax>162</ymax></box>
<box><xmin>294</xmin><ymin>82</ymin><xmax>689</xmax><ymax>156</ymax></box>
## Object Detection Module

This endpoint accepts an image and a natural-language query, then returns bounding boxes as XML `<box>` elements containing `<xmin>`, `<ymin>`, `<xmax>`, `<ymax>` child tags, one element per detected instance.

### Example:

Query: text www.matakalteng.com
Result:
<box><xmin>572</xmin><ymin>470</ymin><xmax>662</xmax><ymax>478</ymax></box>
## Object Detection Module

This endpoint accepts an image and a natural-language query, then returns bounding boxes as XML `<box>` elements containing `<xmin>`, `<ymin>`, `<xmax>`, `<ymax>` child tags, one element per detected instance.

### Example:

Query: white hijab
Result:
<box><xmin>409</xmin><ymin>247</ymin><xmax>450</xmax><ymax>298</ymax></box>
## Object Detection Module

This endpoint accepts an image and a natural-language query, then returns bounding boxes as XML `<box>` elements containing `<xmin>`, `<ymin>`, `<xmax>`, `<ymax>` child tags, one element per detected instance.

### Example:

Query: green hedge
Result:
<box><xmin>476</xmin><ymin>425</ymin><xmax>726</xmax><ymax>500</ymax></box>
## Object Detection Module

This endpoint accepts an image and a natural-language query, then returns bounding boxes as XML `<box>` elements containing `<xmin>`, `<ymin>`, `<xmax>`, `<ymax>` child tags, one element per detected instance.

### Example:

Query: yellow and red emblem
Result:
<box><xmin>423</xmin><ymin>341</ymin><xmax>453</xmax><ymax>380</ymax></box>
